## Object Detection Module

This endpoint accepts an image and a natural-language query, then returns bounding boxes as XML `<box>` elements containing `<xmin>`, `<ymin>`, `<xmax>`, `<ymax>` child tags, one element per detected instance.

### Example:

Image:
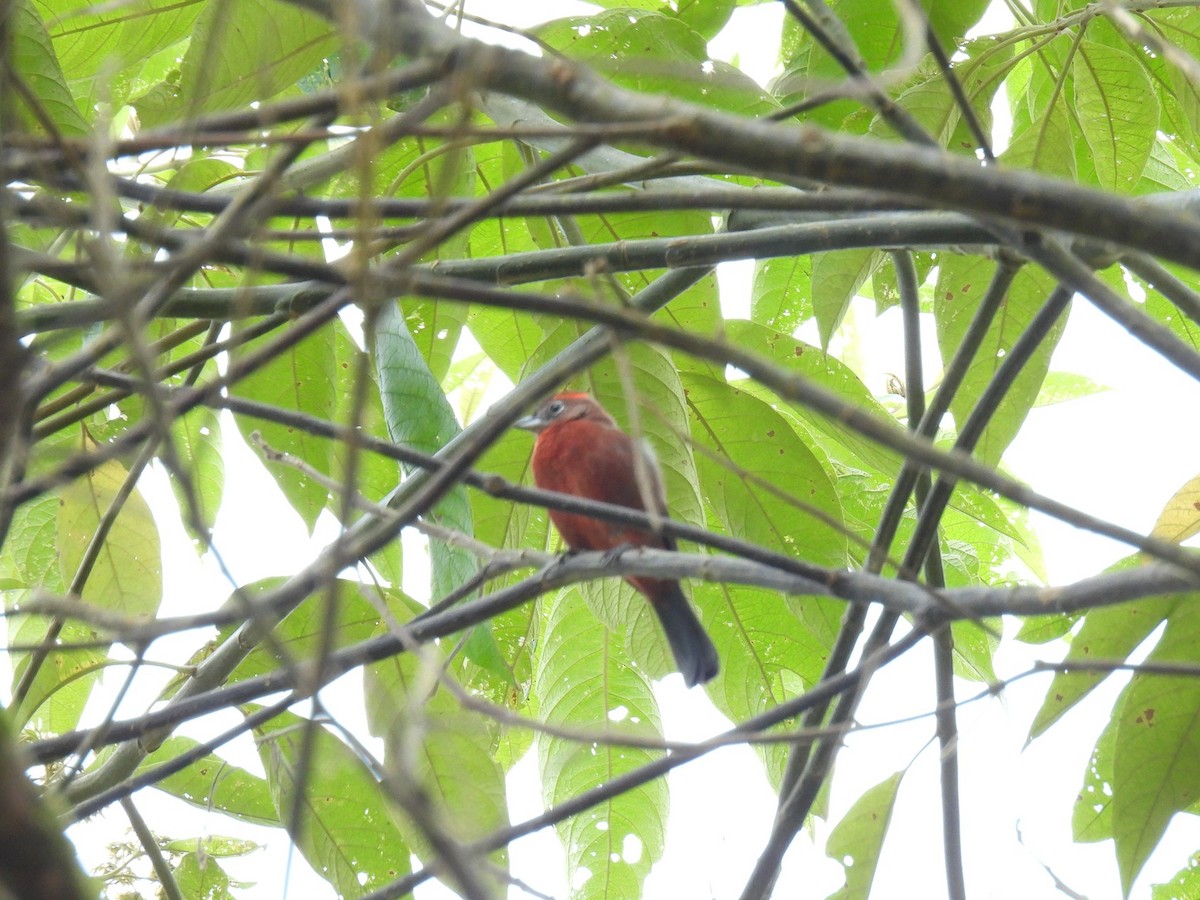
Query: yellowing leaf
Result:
<box><xmin>1150</xmin><ymin>473</ymin><xmax>1200</xmax><ymax>544</ymax></box>
<box><xmin>57</xmin><ymin>456</ymin><xmax>162</xmax><ymax>618</ymax></box>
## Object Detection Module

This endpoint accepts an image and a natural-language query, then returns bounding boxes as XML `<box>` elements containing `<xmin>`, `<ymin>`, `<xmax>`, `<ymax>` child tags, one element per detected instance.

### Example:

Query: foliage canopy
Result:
<box><xmin>4</xmin><ymin>0</ymin><xmax>1200</xmax><ymax>898</ymax></box>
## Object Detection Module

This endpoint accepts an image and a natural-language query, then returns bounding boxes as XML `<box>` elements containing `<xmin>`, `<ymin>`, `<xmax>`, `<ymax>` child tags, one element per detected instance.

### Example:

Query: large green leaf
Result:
<box><xmin>37</xmin><ymin>0</ymin><xmax>204</xmax><ymax>111</ymax></box>
<box><xmin>934</xmin><ymin>256</ymin><xmax>1064</xmax><ymax>466</ymax></box>
<box><xmin>365</xmin><ymin>629</ymin><xmax>510</xmax><ymax>889</ymax></box>
<box><xmin>171</xmin><ymin>406</ymin><xmax>224</xmax><ymax>549</ymax></box>
<box><xmin>827</xmin><ymin>771</ymin><xmax>904</xmax><ymax>900</ymax></box>
<box><xmin>683</xmin><ymin>373</ymin><xmax>847</xmax><ymax>661</ymax></box>
<box><xmin>224</xmin><ymin>578</ymin><xmax>381</xmax><ymax>685</ymax></box>
<box><xmin>56</xmin><ymin>450</ymin><xmax>163</xmax><ymax>616</ymax></box>
<box><xmin>725</xmin><ymin>320</ymin><xmax>903</xmax><ymax>477</ymax></box>
<box><xmin>10</xmin><ymin>0</ymin><xmax>90</xmax><ymax>134</ymax></box>
<box><xmin>750</xmin><ymin>255</ymin><xmax>813</xmax><ymax>334</ymax></box>
<box><xmin>691</xmin><ymin>580</ymin><xmax>828</xmax><ymax>788</ymax></box>
<box><xmin>1151</xmin><ymin>852</ymin><xmax>1200</xmax><ymax>900</ymax></box>
<box><xmin>374</xmin><ymin>300</ymin><xmax>492</xmax><ymax>682</ymax></box>
<box><xmin>10</xmin><ymin>611</ymin><xmax>107</xmax><ymax>733</ymax></box>
<box><xmin>1031</xmin><ymin>556</ymin><xmax>1183</xmax><ymax>739</ymax></box>
<box><xmin>536</xmin><ymin>588</ymin><xmax>667</xmax><ymax>900</ymax></box>
<box><xmin>1074</xmin><ymin>715</ymin><xmax>1117</xmax><ymax>843</ymax></box>
<box><xmin>230</xmin><ymin>321</ymin><xmax>336</xmax><ymax>530</ymax></box>
<box><xmin>330</xmin><ymin>321</ymin><xmax>403</xmax><ymax>586</ymax></box>
<box><xmin>777</xmin><ymin>0</ymin><xmax>989</xmax><ymax>132</ymax></box>
<box><xmin>1112</xmin><ymin>611</ymin><xmax>1200</xmax><ymax>894</ymax></box>
<box><xmin>254</xmin><ymin>709</ymin><xmax>412</xmax><ymax>897</ymax></box>
<box><xmin>171</xmin><ymin>852</ymin><xmax>235</xmax><ymax>899</ymax></box>
<box><xmin>137</xmin><ymin>735</ymin><xmax>278</xmax><ymax>827</ymax></box>
<box><xmin>1073</xmin><ymin>41</ymin><xmax>1158</xmax><ymax>192</ymax></box>
<box><xmin>134</xmin><ymin>0</ymin><xmax>338</xmax><ymax>126</ymax></box>
<box><xmin>1004</xmin><ymin>77</ymin><xmax>1076</xmax><ymax>178</ymax></box>
<box><xmin>536</xmin><ymin>8</ymin><xmax>776</xmax><ymax>115</ymax></box>
<box><xmin>1154</xmin><ymin>9</ymin><xmax>1200</xmax><ymax>162</ymax></box>
<box><xmin>684</xmin><ymin>373</ymin><xmax>845</xmax><ymax>564</ymax></box>
<box><xmin>813</xmin><ymin>248</ymin><xmax>882</xmax><ymax>348</ymax></box>
<box><xmin>1</xmin><ymin>493</ymin><xmax>62</xmax><ymax>592</ymax></box>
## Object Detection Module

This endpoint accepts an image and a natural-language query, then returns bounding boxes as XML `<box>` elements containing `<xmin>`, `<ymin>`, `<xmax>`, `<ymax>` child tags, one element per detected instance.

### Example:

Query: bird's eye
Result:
<box><xmin>547</xmin><ymin>400</ymin><xmax>566</xmax><ymax>418</ymax></box>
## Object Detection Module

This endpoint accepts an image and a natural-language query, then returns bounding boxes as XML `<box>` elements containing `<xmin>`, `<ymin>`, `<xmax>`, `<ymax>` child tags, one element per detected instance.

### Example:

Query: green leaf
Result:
<box><xmin>726</xmin><ymin>320</ymin><xmax>903</xmax><ymax>478</ymax></box>
<box><xmin>867</xmin><ymin>36</ymin><xmax>1015</xmax><ymax>154</ymax></box>
<box><xmin>373</xmin><ymin>302</ymin><xmax>498</xmax><ymax>676</ymax></box>
<box><xmin>1016</xmin><ymin>611</ymin><xmax>1079</xmax><ymax>644</ymax></box>
<box><xmin>813</xmin><ymin>249</ymin><xmax>881</xmax><ymax>348</ymax></box>
<box><xmin>38</xmin><ymin>0</ymin><xmax>204</xmax><ymax>111</ymax></box>
<box><xmin>9</xmin><ymin>0</ymin><xmax>91</xmax><ymax>135</ymax></box>
<box><xmin>468</xmin><ymin>304</ymin><xmax>548</xmax><ymax>382</ymax></box>
<box><xmin>225</xmin><ymin>579</ymin><xmax>380</xmax><ymax>685</ymax></box>
<box><xmin>134</xmin><ymin>0</ymin><xmax>338</xmax><ymax>126</ymax></box>
<box><xmin>683</xmin><ymin>373</ymin><xmax>847</xmax><ymax>664</ymax></box>
<box><xmin>1034</xmin><ymin>372</ymin><xmax>1111</xmax><ymax>407</ymax></box>
<box><xmin>691</xmin><ymin>580</ymin><xmax>828</xmax><ymax>786</ymax></box>
<box><xmin>777</xmin><ymin>0</ymin><xmax>988</xmax><ymax>133</ymax></box>
<box><xmin>924</xmin><ymin>0</ymin><xmax>992</xmax><ymax>48</ymax></box>
<box><xmin>947</xmin><ymin>483</ymin><xmax>1026</xmax><ymax>546</ymax></box>
<box><xmin>138</xmin><ymin>736</ymin><xmax>278</xmax><ymax>827</ymax></box>
<box><xmin>365</xmin><ymin>631</ymin><xmax>510</xmax><ymax>886</ymax></box>
<box><xmin>934</xmin><ymin>257</ymin><xmax>1065</xmax><ymax>466</ymax></box>
<box><xmin>171</xmin><ymin>852</ymin><xmax>234</xmax><ymax>899</ymax></box>
<box><xmin>171</xmin><ymin>407</ymin><xmax>224</xmax><ymax>549</ymax></box>
<box><xmin>230</xmin><ymin>319</ymin><xmax>336</xmax><ymax>530</ymax></box>
<box><xmin>161</xmin><ymin>835</ymin><xmax>260</xmax><ymax>858</ymax></box>
<box><xmin>750</xmin><ymin>255</ymin><xmax>812</xmax><ymax>334</ymax></box>
<box><xmin>1112</xmin><ymin>612</ymin><xmax>1200</xmax><ymax>894</ymax></box>
<box><xmin>536</xmin><ymin>9</ymin><xmax>776</xmax><ymax>116</ymax></box>
<box><xmin>2</xmin><ymin>493</ymin><xmax>62</xmax><ymax>591</ymax></box>
<box><xmin>139</xmin><ymin>157</ymin><xmax>242</xmax><ymax>233</ymax></box>
<box><xmin>1152</xmin><ymin>852</ymin><xmax>1200</xmax><ymax>900</ymax></box>
<box><xmin>1031</xmin><ymin>556</ymin><xmax>1181</xmax><ymax>738</ymax></box>
<box><xmin>10</xmin><ymin>611</ymin><xmax>107</xmax><ymax>733</ymax></box>
<box><xmin>1146</xmin><ymin>275</ymin><xmax>1200</xmax><ymax>351</ymax></box>
<box><xmin>331</xmin><ymin>322</ymin><xmax>403</xmax><ymax>586</ymax></box>
<box><xmin>667</xmin><ymin>0</ymin><xmax>735</xmax><ymax>41</ymax></box>
<box><xmin>947</xmin><ymin>618</ymin><xmax>999</xmax><ymax>683</ymax></box>
<box><xmin>683</xmin><ymin>373</ymin><xmax>847</xmax><ymax>567</ymax></box>
<box><xmin>1074</xmin><ymin>716</ymin><xmax>1117</xmax><ymax>842</ymax></box>
<box><xmin>254</xmin><ymin>708</ymin><xmax>412</xmax><ymax>897</ymax></box>
<box><xmin>1135</xmin><ymin>139</ymin><xmax>1197</xmax><ymax>196</ymax></box>
<box><xmin>536</xmin><ymin>588</ymin><xmax>666</xmax><ymax>900</ymax></box>
<box><xmin>1153</xmin><ymin>10</ymin><xmax>1200</xmax><ymax>162</ymax></box>
<box><xmin>1003</xmin><ymin>90</ymin><xmax>1075</xmax><ymax>178</ymax></box>
<box><xmin>56</xmin><ymin>451</ymin><xmax>163</xmax><ymax>617</ymax></box>
<box><xmin>1073</xmin><ymin>41</ymin><xmax>1158</xmax><ymax>191</ymax></box>
<box><xmin>827</xmin><ymin>771</ymin><xmax>904</xmax><ymax>900</ymax></box>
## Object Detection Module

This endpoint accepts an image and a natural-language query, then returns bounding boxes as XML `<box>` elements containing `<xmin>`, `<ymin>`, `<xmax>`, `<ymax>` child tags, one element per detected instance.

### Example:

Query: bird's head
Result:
<box><xmin>514</xmin><ymin>392</ymin><xmax>616</xmax><ymax>433</ymax></box>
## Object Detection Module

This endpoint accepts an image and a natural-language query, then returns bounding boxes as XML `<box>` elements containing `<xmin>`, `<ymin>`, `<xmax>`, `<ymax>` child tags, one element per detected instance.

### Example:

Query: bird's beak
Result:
<box><xmin>514</xmin><ymin>413</ymin><xmax>544</xmax><ymax>433</ymax></box>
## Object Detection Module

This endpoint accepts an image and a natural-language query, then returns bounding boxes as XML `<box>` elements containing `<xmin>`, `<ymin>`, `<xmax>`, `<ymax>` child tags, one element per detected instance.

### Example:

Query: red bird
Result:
<box><xmin>515</xmin><ymin>392</ymin><xmax>719</xmax><ymax>687</ymax></box>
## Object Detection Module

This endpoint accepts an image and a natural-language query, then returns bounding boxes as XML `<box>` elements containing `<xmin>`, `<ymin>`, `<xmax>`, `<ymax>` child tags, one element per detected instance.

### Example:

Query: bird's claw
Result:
<box><xmin>598</xmin><ymin>541</ymin><xmax>636</xmax><ymax>568</ymax></box>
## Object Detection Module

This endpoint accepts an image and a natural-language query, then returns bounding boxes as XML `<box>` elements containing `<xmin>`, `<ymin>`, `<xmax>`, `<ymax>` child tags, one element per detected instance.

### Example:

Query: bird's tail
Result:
<box><xmin>644</xmin><ymin>580</ymin><xmax>719</xmax><ymax>688</ymax></box>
